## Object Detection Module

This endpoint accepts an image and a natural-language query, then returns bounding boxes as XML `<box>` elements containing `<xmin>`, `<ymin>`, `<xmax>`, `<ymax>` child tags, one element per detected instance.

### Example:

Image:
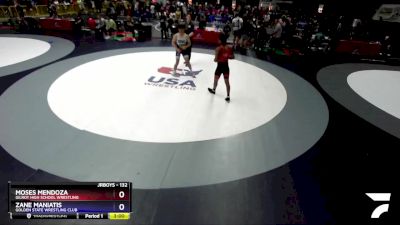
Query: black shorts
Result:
<box><xmin>215</xmin><ymin>62</ymin><xmax>229</xmax><ymax>79</ymax></box>
<box><xmin>233</xmin><ymin>29</ymin><xmax>242</xmax><ymax>37</ymax></box>
<box><xmin>176</xmin><ymin>48</ymin><xmax>191</xmax><ymax>58</ymax></box>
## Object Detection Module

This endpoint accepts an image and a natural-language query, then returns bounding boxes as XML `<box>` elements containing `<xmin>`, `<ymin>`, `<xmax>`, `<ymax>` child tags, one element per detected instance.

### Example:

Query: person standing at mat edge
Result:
<box><xmin>186</xmin><ymin>14</ymin><xmax>195</xmax><ymax>60</ymax></box>
<box><xmin>208</xmin><ymin>35</ymin><xmax>234</xmax><ymax>102</ymax></box>
<box><xmin>172</xmin><ymin>23</ymin><xmax>192</xmax><ymax>77</ymax></box>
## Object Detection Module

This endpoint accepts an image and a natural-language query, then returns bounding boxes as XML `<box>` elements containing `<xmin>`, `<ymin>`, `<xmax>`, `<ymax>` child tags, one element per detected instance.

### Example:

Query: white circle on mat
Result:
<box><xmin>47</xmin><ymin>52</ymin><xmax>287</xmax><ymax>143</ymax></box>
<box><xmin>348</xmin><ymin>70</ymin><xmax>400</xmax><ymax>120</ymax></box>
<box><xmin>0</xmin><ymin>37</ymin><xmax>51</xmax><ymax>68</ymax></box>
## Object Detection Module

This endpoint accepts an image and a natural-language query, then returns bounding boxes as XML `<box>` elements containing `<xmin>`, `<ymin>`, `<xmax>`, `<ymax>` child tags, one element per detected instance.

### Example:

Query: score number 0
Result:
<box><xmin>118</xmin><ymin>190</ymin><xmax>126</xmax><ymax>211</ymax></box>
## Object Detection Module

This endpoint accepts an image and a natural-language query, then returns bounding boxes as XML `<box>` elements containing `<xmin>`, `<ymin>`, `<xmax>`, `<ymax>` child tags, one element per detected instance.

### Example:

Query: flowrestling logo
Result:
<box><xmin>144</xmin><ymin>67</ymin><xmax>203</xmax><ymax>91</ymax></box>
<box><xmin>366</xmin><ymin>193</ymin><xmax>391</xmax><ymax>219</ymax></box>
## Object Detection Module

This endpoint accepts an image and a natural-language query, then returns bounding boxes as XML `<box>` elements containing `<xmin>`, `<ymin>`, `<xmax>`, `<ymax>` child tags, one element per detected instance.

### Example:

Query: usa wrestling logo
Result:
<box><xmin>144</xmin><ymin>67</ymin><xmax>203</xmax><ymax>91</ymax></box>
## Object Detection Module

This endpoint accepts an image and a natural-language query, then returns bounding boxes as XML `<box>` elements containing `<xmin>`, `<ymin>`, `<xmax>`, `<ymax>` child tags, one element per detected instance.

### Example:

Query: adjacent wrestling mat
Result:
<box><xmin>0</xmin><ymin>34</ymin><xmax>74</xmax><ymax>77</ymax></box>
<box><xmin>317</xmin><ymin>63</ymin><xmax>400</xmax><ymax>139</ymax></box>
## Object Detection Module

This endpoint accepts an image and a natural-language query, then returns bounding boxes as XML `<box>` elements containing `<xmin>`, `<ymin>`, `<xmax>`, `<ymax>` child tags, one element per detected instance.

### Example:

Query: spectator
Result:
<box><xmin>94</xmin><ymin>0</ymin><xmax>102</xmax><ymax>13</ymax></box>
<box><xmin>175</xmin><ymin>6</ymin><xmax>182</xmax><ymax>21</ymax></box>
<box><xmin>107</xmin><ymin>2</ymin><xmax>117</xmax><ymax>19</ymax></box>
<box><xmin>84</xmin><ymin>0</ymin><xmax>91</xmax><ymax>9</ymax></box>
<box><xmin>223</xmin><ymin>21</ymin><xmax>232</xmax><ymax>38</ymax></box>
<box><xmin>73</xmin><ymin>13</ymin><xmax>84</xmax><ymax>46</ymax></box>
<box><xmin>186</xmin><ymin>14</ymin><xmax>194</xmax><ymax>38</ymax></box>
<box><xmin>186</xmin><ymin>14</ymin><xmax>194</xmax><ymax>59</ymax></box>
<box><xmin>160</xmin><ymin>11</ymin><xmax>168</xmax><ymax>39</ymax></box>
<box><xmin>127</xmin><ymin>4</ymin><xmax>132</xmax><ymax>16</ymax></box>
<box><xmin>105</xmin><ymin>16</ymin><xmax>117</xmax><ymax>38</ymax></box>
<box><xmin>150</xmin><ymin>4</ymin><xmax>155</xmax><ymax>18</ymax></box>
<box><xmin>270</xmin><ymin>18</ymin><xmax>283</xmax><ymax>49</ymax></box>
<box><xmin>90</xmin><ymin>0</ymin><xmax>95</xmax><ymax>9</ymax></box>
<box><xmin>87</xmin><ymin>15</ymin><xmax>97</xmax><ymax>30</ymax></box>
<box><xmin>26</xmin><ymin>0</ymin><xmax>34</xmax><ymax>12</ymax></box>
<box><xmin>95</xmin><ymin>14</ymin><xmax>106</xmax><ymax>41</ymax></box>
<box><xmin>116</xmin><ymin>1</ymin><xmax>126</xmax><ymax>16</ymax></box>
<box><xmin>198</xmin><ymin>14</ymin><xmax>206</xmax><ymax>29</ymax></box>
<box><xmin>380</xmin><ymin>35</ymin><xmax>392</xmax><ymax>57</ymax></box>
<box><xmin>76</xmin><ymin>0</ymin><xmax>85</xmax><ymax>10</ymax></box>
<box><xmin>48</xmin><ymin>1</ymin><xmax>57</xmax><ymax>18</ymax></box>
<box><xmin>182</xmin><ymin>3</ymin><xmax>187</xmax><ymax>17</ymax></box>
<box><xmin>351</xmin><ymin>18</ymin><xmax>362</xmax><ymax>39</ymax></box>
<box><xmin>15</xmin><ymin>0</ymin><xmax>24</xmax><ymax>18</ymax></box>
<box><xmin>240</xmin><ymin>17</ymin><xmax>252</xmax><ymax>49</ymax></box>
<box><xmin>125</xmin><ymin>15</ymin><xmax>135</xmax><ymax>33</ymax></box>
<box><xmin>167</xmin><ymin>13</ymin><xmax>175</xmax><ymax>35</ymax></box>
<box><xmin>232</xmin><ymin>13</ymin><xmax>243</xmax><ymax>49</ymax></box>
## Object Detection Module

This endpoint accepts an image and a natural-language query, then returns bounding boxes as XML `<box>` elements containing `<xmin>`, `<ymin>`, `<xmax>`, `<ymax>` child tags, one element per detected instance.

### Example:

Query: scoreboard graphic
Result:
<box><xmin>8</xmin><ymin>182</ymin><xmax>132</xmax><ymax>220</ymax></box>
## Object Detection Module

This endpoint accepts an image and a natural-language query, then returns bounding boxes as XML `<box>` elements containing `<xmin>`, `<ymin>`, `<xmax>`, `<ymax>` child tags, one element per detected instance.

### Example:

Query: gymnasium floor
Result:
<box><xmin>0</xmin><ymin>34</ymin><xmax>398</xmax><ymax>224</ymax></box>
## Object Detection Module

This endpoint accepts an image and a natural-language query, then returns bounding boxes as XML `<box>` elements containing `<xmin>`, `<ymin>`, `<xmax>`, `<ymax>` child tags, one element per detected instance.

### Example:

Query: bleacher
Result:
<box><xmin>0</xmin><ymin>4</ymin><xmax>87</xmax><ymax>22</ymax></box>
<box><xmin>1</xmin><ymin>2</ymin><xmax>132</xmax><ymax>22</ymax></box>
<box><xmin>0</xmin><ymin>6</ymin><xmax>11</xmax><ymax>22</ymax></box>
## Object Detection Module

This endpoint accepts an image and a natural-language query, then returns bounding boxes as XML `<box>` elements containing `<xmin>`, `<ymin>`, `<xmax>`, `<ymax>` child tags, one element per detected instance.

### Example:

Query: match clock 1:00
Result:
<box><xmin>113</xmin><ymin>213</ymin><xmax>127</xmax><ymax>219</ymax></box>
<box><xmin>109</xmin><ymin>212</ymin><xmax>130</xmax><ymax>220</ymax></box>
